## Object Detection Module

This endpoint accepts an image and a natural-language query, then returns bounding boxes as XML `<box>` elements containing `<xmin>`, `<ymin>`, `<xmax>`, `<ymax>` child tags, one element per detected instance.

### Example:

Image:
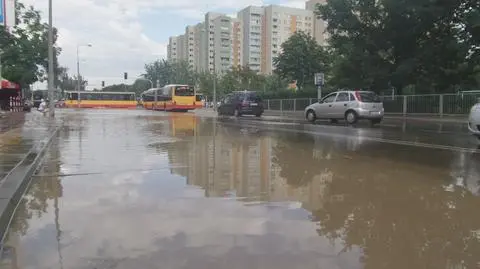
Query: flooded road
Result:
<box><xmin>1</xmin><ymin>109</ymin><xmax>480</xmax><ymax>269</ymax></box>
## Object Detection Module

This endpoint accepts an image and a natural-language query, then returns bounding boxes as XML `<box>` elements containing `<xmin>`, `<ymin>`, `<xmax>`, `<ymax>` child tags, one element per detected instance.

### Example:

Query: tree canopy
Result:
<box><xmin>0</xmin><ymin>2</ymin><xmax>62</xmax><ymax>89</ymax></box>
<box><xmin>274</xmin><ymin>31</ymin><xmax>330</xmax><ymax>90</ymax></box>
<box><xmin>316</xmin><ymin>0</ymin><xmax>480</xmax><ymax>94</ymax></box>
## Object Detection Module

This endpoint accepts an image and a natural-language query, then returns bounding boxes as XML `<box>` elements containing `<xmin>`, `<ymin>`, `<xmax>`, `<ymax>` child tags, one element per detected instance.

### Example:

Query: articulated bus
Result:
<box><xmin>64</xmin><ymin>91</ymin><xmax>137</xmax><ymax>109</ymax></box>
<box><xmin>141</xmin><ymin>84</ymin><xmax>197</xmax><ymax>112</ymax></box>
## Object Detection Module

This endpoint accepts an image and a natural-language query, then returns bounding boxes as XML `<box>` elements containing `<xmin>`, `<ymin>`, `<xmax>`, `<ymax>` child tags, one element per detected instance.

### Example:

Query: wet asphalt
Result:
<box><xmin>0</xmin><ymin>109</ymin><xmax>479</xmax><ymax>269</ymax></box>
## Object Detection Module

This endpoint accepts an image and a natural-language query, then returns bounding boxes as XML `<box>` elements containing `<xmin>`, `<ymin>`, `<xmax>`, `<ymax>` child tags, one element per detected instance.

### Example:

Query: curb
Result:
<box><xmin>0</xmin><ymin>126</ymin><xmax>60</xmax><ymax>245</ymax></box>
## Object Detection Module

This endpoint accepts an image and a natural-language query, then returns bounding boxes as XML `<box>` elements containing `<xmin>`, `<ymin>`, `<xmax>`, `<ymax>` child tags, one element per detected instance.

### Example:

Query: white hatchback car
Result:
<box><xmin>468</xmin><ymin>100</ymin><xmax>480</xmax><ymax>139</ymax></box>
<box><xmin>305</xmin><ymin>90</ymin><xmax>384</xmax><ymax>125</ymax></box>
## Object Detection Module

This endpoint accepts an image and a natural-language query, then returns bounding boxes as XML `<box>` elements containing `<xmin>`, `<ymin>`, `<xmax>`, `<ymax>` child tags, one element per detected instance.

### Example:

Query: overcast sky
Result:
<box><xmin>23</xmin><ymin>0</ymin><xmax>305</xmax><ymax>90</ymax></box>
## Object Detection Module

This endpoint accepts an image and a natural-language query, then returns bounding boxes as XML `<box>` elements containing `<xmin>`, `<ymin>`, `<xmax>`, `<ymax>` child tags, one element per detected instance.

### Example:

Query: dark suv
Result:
<box><xmin>218</xmin><ymin>91</ymin><xmax>264</xmax><ymax>117</ymax></box>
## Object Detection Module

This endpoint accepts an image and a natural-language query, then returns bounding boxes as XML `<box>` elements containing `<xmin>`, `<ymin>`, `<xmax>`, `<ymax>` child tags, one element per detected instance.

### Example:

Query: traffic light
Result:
<box><xmin>124</xmin><ymin>72</ymin><xmax>128</xmax><ymax>80</ymax></box>
<box><xmin>101</xmin><ymin>81</ymin><xmax>105</xmax><ymax>87</ymax></box>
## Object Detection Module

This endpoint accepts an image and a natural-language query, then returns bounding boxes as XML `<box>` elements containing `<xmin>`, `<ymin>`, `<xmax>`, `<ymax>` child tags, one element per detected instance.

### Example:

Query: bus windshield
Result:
<box><xmin>175</xmin><ymin>86</ymin><xmax>195</xmax><ymax>96</ymax></box>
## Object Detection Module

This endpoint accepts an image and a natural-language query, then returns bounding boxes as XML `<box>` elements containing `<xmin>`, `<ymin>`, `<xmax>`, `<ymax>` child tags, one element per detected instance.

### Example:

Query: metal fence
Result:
<box><xmin>264</xmin><ymin>93</ymin><xmax>480</xmax><ymax>116</ymax></box>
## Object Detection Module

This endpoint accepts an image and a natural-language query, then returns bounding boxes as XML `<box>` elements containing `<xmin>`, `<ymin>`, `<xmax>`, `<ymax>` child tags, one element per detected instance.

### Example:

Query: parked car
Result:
<box><xmin>217</xmin><ymin>91</ymin><xmax>264</xmax><ymax>117</ymax></box>
<box><xmin>304</xmin><ymin>90</ymin><xmax>384</xmax><ymax>125</ymax></box>
<box><xmin>468</xmin><ymin>99</ymin><xmax>480</xmax><ymax>139</ymax></box>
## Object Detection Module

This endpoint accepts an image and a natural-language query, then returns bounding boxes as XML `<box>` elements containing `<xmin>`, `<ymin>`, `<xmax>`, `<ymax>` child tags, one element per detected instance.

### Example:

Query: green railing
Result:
<box><xmin>264</xmin><ymin>93</ymin><xmax>480</xmax><ymax>116</ymax></box>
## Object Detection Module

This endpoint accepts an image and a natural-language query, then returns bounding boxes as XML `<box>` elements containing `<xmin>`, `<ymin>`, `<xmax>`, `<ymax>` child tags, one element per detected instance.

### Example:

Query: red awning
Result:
<box><xmin>1</xmin><ymin>79</ymin><xmax>20</xmax><ymax>90</ymax></box>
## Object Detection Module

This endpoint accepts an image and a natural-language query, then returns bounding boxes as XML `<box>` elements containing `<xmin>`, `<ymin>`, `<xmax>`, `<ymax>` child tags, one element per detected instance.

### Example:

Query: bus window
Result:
<box><xmin>162</xmin><ymin>87</ymin><xmax>171</xmax><ymax>97</ymax></box>
<box><xmin>175</xmin><ymin>86</ymin><xmax>194</xmax><ymax>96</ymax></box>
<box><xmin>196</xmin><ymin>95</ymin><xmax>203</xmax><ymax>102</ymax></box>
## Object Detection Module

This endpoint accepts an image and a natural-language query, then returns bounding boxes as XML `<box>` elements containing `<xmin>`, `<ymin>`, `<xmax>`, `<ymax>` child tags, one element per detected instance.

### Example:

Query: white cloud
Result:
<box><xmin>24</xmin><ymin>0</ymin><xmax>304</xmax><ymax>90</ymax></box>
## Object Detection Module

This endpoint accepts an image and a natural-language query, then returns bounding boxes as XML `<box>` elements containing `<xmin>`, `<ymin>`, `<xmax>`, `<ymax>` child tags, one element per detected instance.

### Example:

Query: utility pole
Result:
<box><xmin>76</xmin><ymin>44</ymin><xmax>92</xmax><ymax>108</ymax></box>
<box><xmin>47</xmin><ymin>0</ymin><xmax>55</xmax><ymax>117</ymax></box>
<box><xmin>213</xmin><ymin>50</ymin><xmax>217</xmax><ymax>111</ymax></box>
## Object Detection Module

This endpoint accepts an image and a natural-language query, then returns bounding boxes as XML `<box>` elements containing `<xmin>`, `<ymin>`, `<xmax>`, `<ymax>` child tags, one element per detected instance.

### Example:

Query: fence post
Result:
<box><xmin>293</xmin><ymin>99</ymin><xmax>296</xmax><ymax>111</ymax></box>
<box><xmin>403</xmin><ymin>96</ymin><xmax>407</xmax><ymax>117</ymax></box>
<box><xmin>267</xmin><ymin>99</ymin><xmax>270</xmax><ymax>110</ymax></box>
<box><xmin>310</xmin><ymin>98</ymin><xmax>313</xmax><ymax>104</ymax></box>
<box><xmin>439</xmin><ymin>94</ymin><xmax>444</xmax><ymax>117</ymax></box>
<box><xmin>280</xmin><ymin>99</ymin><xmax>283</xmax><ymax>112</ymax></box>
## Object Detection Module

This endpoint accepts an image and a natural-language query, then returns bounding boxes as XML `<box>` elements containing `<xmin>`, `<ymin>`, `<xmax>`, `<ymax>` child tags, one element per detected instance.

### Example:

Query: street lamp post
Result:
<box><xmin>47</xmin><ymin>0</ymin><xmax>55</xmax><ymax>117</ymax></box>
<box><xmin>213</xmin><ymin>50</ymin><xmax>217</xmax><ymax>111</ymax></box>
<box><xmin>76</xmin><ymin>44</ymin><xmax>92</xmax><ymax>108</ymax></box>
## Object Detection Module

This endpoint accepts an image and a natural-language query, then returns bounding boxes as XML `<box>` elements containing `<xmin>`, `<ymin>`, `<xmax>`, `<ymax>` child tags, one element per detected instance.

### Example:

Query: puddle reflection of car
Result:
<box><xmin>217</xmin><ymin>91</ymin><xmax>264</xmax><ymax>117</ymax></box>
<box><xmin>468</xmin><ymin>99</ymin><xmax>480</xmax><ymax>140</ymax></box>
<box><xmin>305</xmin><ymin>90</ymin><xmax>384</xmax><ymax>125</ymax></box>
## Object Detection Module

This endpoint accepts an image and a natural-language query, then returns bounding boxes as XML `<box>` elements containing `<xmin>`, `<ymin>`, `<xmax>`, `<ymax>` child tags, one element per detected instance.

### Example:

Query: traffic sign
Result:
<box><xmin>314</xmin><ymin>73</ymin><xmax>324</xmax><ymax>86</ymax></box>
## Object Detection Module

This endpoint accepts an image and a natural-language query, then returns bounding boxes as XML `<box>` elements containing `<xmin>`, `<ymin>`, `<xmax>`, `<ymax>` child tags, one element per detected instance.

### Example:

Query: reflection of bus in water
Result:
<box><xmin>195</xmin><ymin>93</ymin><xmax>205</xmax><ymax>109</ymax></box>
<box><xmin>168</xmin><ymin>114</ymin><xmax>197</xmax><ymax>137</ymax></box>
<box><xmin>64</xmin><ymin>91</ymin><xmax>137</xmax><ymax>109</ymax></box>
<box><xmin>141</xmin><ymin>84</ymin><xmax>197</xmax><ymax>112</ymax></box>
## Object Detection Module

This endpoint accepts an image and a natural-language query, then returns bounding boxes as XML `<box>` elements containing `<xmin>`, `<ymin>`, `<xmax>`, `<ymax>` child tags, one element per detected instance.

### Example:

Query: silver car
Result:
<box><xmin>305</xmin><ymin>90</ymin><xmax>384</xmax><ymax>125</ymax></box>
<box><xmin>468</xmin><ymin>100</ymin><xmax>480</xmax><ymax>139</ymax></box>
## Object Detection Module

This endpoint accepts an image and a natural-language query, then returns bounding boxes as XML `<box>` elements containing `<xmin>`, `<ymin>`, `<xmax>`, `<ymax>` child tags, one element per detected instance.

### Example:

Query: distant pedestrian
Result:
<box><xmin>37</xmin><ymin>99</ymin><xmax>48</xmax><ymax>115</ymax></box>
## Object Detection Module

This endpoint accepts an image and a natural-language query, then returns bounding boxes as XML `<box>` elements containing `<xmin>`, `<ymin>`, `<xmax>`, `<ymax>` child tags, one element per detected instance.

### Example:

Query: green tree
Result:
<box><xmin>143</xmin><ymin>60</ymin><xmax>196</xmax><ymax>87</ymax></box>
<box><xmin>317</xmin><ymin>0</ymin><xmax>477</xmax><ymax>93</ymax></box>
<box><xmin>0</xmin><ymin>2</ymin><xmax>61</xmax><ymax>89</ymax></box>
<box><xmin>274</xmin><ymin>31</ymin><xmax>330</xmax><ymax>90</ymax></box>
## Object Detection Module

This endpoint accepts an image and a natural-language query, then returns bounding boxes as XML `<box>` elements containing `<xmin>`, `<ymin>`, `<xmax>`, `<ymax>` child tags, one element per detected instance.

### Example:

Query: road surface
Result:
<box><xmin>1</xmin><ymin>109</ymin><xmax>479</xmax><ymax>269</ymax></box>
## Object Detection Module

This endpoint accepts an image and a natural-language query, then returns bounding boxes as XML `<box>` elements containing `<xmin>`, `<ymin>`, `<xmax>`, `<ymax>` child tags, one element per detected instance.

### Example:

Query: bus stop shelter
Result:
<box><xmin>0</xmin><ymin>79</ymin><xmax>22</xmax><ymax>111</ymax></box>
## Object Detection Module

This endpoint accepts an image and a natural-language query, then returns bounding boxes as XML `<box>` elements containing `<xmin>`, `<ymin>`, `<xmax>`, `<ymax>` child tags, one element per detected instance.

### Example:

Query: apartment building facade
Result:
<box><xmin>185</xmin><ymin>25</ymin><xmax>196</xmax><ymax>69</ymax></box>
<box><xmin>232</xmin><ymin>19</ymin><xmax>243</xmax><ymax>68</ymax></box>
<box><xmin>167</xmin><ymin>1</ymin><xmax>328</xmax><ymax>74</ymax></box>
<box><xmin>204</xmin><ymin>12</ymin><xmax>235</xmax><ymax>73</ymax></box>
<box><xmin>167</xmin><ymin>36</ymin><xmax>179</xmax><ymax>62</ymax></box>
<box><xmin>237</xmin><ymin>6</ymin><xmax>264</xmax><ymax>73</ymax></box>
<box><xmin>305</xmin><ymin>0</ymin><xmax>328</xmax><ymax>45</ymax></box>
<box><xmin>263</xmin><ymin>5</ymin><xmax>315</xmax><ymax>74</ymax></box>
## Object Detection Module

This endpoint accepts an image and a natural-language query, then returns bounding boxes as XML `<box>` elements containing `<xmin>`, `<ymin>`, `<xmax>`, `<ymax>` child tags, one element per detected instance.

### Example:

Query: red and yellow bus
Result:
<box><xmin>64</xmin><ymin>91</ymin><xmax>137</xmax><ymax>109</ymax></box>
<box><xmin>141</xmin><ymin>84</ymin><xmax>197</xmax><ymax>112</ymax></box>
<box><xmin>195</xmin><ymin>93</ymin><xmax>205</xmax><ymax>109</ymax></box>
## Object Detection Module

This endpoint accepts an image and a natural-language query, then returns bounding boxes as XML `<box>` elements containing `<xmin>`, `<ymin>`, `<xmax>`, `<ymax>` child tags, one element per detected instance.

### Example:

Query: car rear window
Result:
<box><xmin>358</xmin><ymin>92</ymin><xmax>381</xmax><ymax>103</ymax></box>
<box><xmin>246</xmin><ymin>93</ymin><xmax>261</xmax><ymax>102</ymax></box>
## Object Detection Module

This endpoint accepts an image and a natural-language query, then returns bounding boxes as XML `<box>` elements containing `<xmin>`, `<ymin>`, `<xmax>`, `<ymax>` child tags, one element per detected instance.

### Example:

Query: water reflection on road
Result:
<box><xmin>1</xmin><ymin>109</ymin><xmax>480</xmax><ymax>269</ymax></box>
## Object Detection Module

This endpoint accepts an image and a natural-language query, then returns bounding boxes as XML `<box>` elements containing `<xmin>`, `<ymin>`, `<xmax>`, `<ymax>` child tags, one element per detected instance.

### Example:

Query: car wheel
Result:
<box><xmin>306</xmin><ymin>110</ymin><xmax>317</xmax><ymax>123</ymax></box>
<box><xmin>345</xmin><ymin>110</ymin><xmax>358</xmax><ymax>124</ymax></box>
<box><xmin>234</xmin><ymin>108</ymin><xmax>241</xmax><ymax>117</ymax></box>
<box><xmin>255</xmin><ymin>113</ymin><xmax>262</xmax><ymax>117</ymax></box>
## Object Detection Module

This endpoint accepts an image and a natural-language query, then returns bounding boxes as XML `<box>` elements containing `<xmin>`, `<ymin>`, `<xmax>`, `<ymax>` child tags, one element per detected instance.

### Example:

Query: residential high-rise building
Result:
<box><xmin>167</xmin><ymin>36</ymin><xmax>179</xmax><ymax>62</ymax></box>
<box><xmin>263</xmin><ymin>5</ymin><xmax>315</xmax><ymax>74</ymax></box>
<box><xmin>204</xmin><ymin>12</ymin><xmax>234</xmax><ymax>73</ymax></box>
<box><xmin>237</xmin><ymin>6</ymin><xmax>264</xmax><ymax>73</ymax></box>
<box><xmin>193</xmin><ymin>23</ymin><xmax>207</xmax><ymax>72</ymax></box>
<box><xmin>185</xmin><ymin>25</ymin><xmax>196</xmax><ymax>69</ymax></box>
<box><xmin>305</xmin><ymin>0</ymin><xmax>329</xmax><ymax>45</ymax></box>
<box><xmin>232</xmin><ymin>19</ymin><xmax>243</xmax><ymax>69</ymax></box>
<box><xmin>167</xmin><ymin>1</ymin><xmax>326</xmax><ymax>74</ymax></box>
<box><xmin>177</xmin><ymin>34</ymin><xmax>186</xmax><ymax>61</ymax></box>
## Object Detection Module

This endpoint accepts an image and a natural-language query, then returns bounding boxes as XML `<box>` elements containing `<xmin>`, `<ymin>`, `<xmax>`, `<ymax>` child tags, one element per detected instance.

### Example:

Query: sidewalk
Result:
<box><xmin>0</xmin><ymin>112</ymin><xmax>59</xmax><ymax>242</ymax></box>
<box><xmin>194</xmin><ymin>109</ymin><xmax>468</xmax><ymax>123</ymax></box>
